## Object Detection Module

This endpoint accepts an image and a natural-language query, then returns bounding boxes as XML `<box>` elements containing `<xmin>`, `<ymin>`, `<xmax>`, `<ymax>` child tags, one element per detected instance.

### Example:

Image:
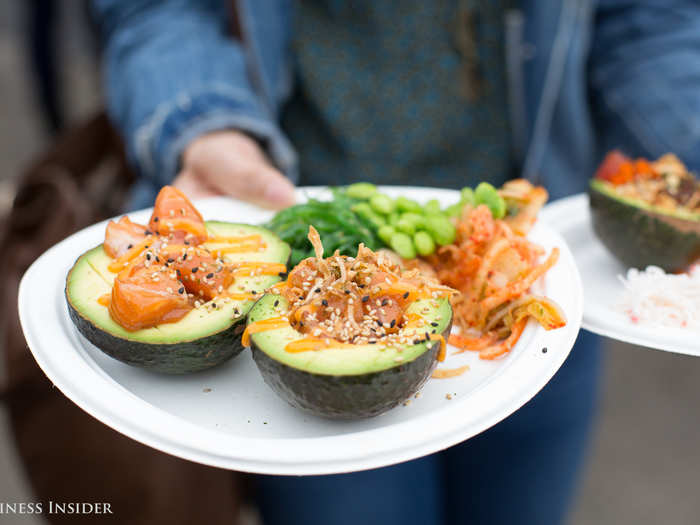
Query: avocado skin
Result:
<box><xmin>66</xmin><ymin>292</ymin><xmax>246</xmax><ymax>374</ymax></box>
<box><xmin>250</xmin><ymin>321</ymin><xmax>452</xmax><ymax>420</ymax></box>
<box><xmin>589</xmin><ymin>183</ymin><xmax>700</xmax><ymax>272</ymax></box>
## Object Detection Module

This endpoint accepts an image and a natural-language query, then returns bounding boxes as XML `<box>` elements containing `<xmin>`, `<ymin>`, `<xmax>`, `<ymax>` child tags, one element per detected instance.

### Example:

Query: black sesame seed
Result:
<box><xmin>167</xmin><ymin>258</ymin><xmax>174</xmax><ymax>263</ymax></box>
<box><xmin>315</xmin><ymin>288</ymin><xmax>321</xmax><ymax>293</ymax></box>
<box><xmin>184</xmin><ymin>240</ymin><xmax>190</xmax><ymax>245</ymax></box>
<box><xmin>191</xmin><ymin>267</ymin><xmax>198</xmax><ymax>273</ymax></box>
<box><xmin>206</xmin><ymin>273</ymin><xmax>214</xmax><ymax>279</ymax></box>
<box><xmin>430</xmin><ymin>321</ymin><xmax>438</xmax><ymax>327</ymax></box>
<box><xmin>381</xmin><ymin>298</ymin><xmax>389</xmax><ymax>306</ymax></box>
<box><xmin>362</xmin><ymin>295</ymin><xmax>370</xmax><ymax>303</ymax></box>
<box><xmin>344</xmin><ymin>289</ymin><xmax>351</xmax><ymax>295</ymax></box>
<box><xmin>145</xmin><ymin>230</ymin><xmax>153</xmax><ymax>235</ymax></box>
<box><xmin>424</xmin><ymin>332</ymin><xmax>430</xmax><ymax>341</ymax></box>
<box><xmin>299</xmin><ymin>322</ymin><xmax>304</xmax><ymax>327</ymax></box>
<box><xmin>278</xmin><ymin>272</ymin><xmax>287</xmax><ymax>278</ymax></box>
<box><xmin>542</xmin><ymin>347</ymin><xmax>548</xmax><ymax>354</ymax></box>
<box><xmin>274</xmin><ymin>300</ymin><xmax>279</xmax><ymax>307</ymax></box>
<box><xmin>146</xmin><ymin>253</ymin><xmax>151</xmax><ymax>261</ymax></box>
<box><xmin>413</xmin><ymin>339</ymin><xmax>421</xmax><ymax>345</ymax></box>
<box><xmin>127</xmin><ymin>244</ymin><xmax>133</xmax><ymax>250</ymax></box>
<box><xmin>390</xmin><ymin>319</ymin><xmax>396</xmax><ymax>328</ymax></box>
<box><xmin>153</xmin><ymin>217</ymin><xmax>159</xmax><ymax>222</ymax></box>
<box><xmin>432</xmin><ymin>329</ymin><xmax>437</xmax><ymax>334</ymax></box>
<box><xmin>183</xmin><ymin>253</ymin><xmax>187</xmax><ymax>260</ymax></box>
<box><xmin>403</xmin><ymin>292</ymin><xmax>410</xmax><ymax>299</ymax></box>
<box><xmin>178</xmin><ymin>287</ymin><xmax>184</xmax><ymax>294</ymax></box>
<box><xmin>376</xmin><ymin>319</ymin><xmax>383</xmax><ymax>326</ymax></box>
<box><xmin>321</xmin><ymin>299</ymin><xmax>329</xmax><ymax>307</ymax></box>
<box><xmin>358</xmin><ymin>283</ymin><xmax>366</xmax><ymax>288</ymax></box>
<box><xmin>176</xmin><ymin>269</ymin><xmax>181</xmax><ymax>276</ymax></box>
<box><xmin>251</xmin><ymin>290</ymin><xmax>257</xmax><ymax>294</ymax></box>
<box><xmin>155</xmin><ymin>256</ymin><xmax>160</xmax><ymax>263</ymax></box>
<box><xmin>368</xmin><ymin>340</ymin><xmax>376</xmax><ymax>344</ymax></box>
<box><xmin>212</xmin><ymin>303</ymin><xmax>217</xmax><ymax>308</ymax></box>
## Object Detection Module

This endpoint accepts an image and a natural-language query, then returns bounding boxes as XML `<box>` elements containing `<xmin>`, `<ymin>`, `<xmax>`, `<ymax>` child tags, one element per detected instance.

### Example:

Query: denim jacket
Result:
<box><xmin>93</xmin><ymin>0</ymin><xmax>700</xmax><ymax>203</ymax></box>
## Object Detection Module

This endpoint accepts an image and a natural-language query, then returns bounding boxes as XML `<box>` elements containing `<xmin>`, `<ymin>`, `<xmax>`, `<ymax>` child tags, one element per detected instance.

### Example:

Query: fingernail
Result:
<box><xmin>263</xmin><ymin>180</ymin><xmax>296</xmax><ymax>208</ymax></box>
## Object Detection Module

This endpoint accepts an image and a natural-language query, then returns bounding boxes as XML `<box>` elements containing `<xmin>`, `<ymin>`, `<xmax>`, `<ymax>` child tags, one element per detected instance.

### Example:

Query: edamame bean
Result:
<box><xmin>395</xmin><ymin>196</ymin><xmax>423</xmax><ymax>213</ymax></box>
<box><xmin>346</xmin><ymin>182</ymin><xmax>378</xmax><ymax>200</ymax></box>
<box><xmin>425</xmin><ymin>215</ymin><xmax>457</xmax><ymax>246</ymax></box>
<box><xmin>389</xmin><ymin>232</ymin><xmax>417</xmax><ymax>259</ymax></box>
<box><xmin>395</xmin><ymin>217</ymin><xmax>416</xmax><ymax>235</ymax></box>
<box><xmin>399</xmin><ymin>212</ymin><xmax>425</xmax><ymax>229</ymax></box>
<box><xmin>388</xmin><ymin>211</ymin><xmax>400</xmax><ymax>226</ymax></box>
<box><xmin>414</xmin><ymin>231</ymin><xmax>436</xmax><ymax>256</ymax></box>
<box><xmin>474</xmin><ymin>182</ymin><xmax>507</xmax><ymax>219</ymax></box>
<box><xmin>369</xmin><ymin>193</ymin><xmax>396</xmax><ymax>215</ymax></box>
<box><xmin>352</xmin><ymin>203</ymin><xmax>386</xmax><ymax>228</ymax></box>
<box><xmin>444</xmin><ymin>203</ymin><xmax>462</xmax><ymax>218</ymax></box>
<box><xmin>424</xmin><ymin>199</ymin><xmax>442</xmax><ymax>215</ymax></box>
<box><xmin>460</xmin><ymin>187</ymin><xmax>475</xmax><ymax>205</ymax></box>
<box><xmin>377</xmin><ymin>225</ymin><xmax>396</xmax><ymax>244</ymax></box>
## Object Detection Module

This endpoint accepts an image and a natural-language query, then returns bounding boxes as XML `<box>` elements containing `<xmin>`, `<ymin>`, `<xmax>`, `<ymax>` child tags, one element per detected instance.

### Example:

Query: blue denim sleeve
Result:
<box><xmin>590</xmin><ymin>0</ymin><xmax>700</xmax><ymax>167</ymax></box>
<box><xmin>92</xmin><ymin>0</ymin><xmax>297</xmax><ymax>187</ymax></box>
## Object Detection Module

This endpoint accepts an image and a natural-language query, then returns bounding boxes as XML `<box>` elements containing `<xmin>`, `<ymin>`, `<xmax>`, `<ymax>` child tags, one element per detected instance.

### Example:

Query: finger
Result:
<box><xmin>173</xmin><ymin>170</ymin><xmax>221</xmax><ymax>199</ymax></box>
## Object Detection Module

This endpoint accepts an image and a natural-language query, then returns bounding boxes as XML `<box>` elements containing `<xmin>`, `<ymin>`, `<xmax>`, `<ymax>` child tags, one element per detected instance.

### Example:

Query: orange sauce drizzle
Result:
<box><xmin>284</xmin><ymin>337</ymin><xmax>355</xmax><ymax>353</ymax></box>
<box><xmin>231</xmin><ymin>262</ymin><xmax>287</xmax><ymax>277</ymax></box>
<box><xmin>241</xmin><ymin>316</ymin><xmax>290</xmax><ymax>347</ymax></box>
<box><xmin>97</xmin><ymin>293</ymin><xmax>111</xmax><ymax>307</ymax></box>
<box><xmin>430</xmin><ymin>333</ymin><xmax>447</xmax><ymax>361</ymax></box>
<box><xmin>107</xmin><ymin>238</ymin><xmax>152</xmax><ymax>272</ymax></box>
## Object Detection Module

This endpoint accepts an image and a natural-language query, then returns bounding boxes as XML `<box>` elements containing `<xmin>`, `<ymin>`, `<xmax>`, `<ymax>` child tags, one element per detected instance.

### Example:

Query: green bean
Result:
<box><xmin>424</xmin><ymin>215</ymin><xmax>457</xmax><ymax>246</ymax></box>
<box><xmin>474</xmin><ymin>182</ymin><xmax>507</xmax><ymax>219</ymax></box>
<box><xmin>424</xmin><ymin>199</ymin><xmax>442</xmax><ymax>216</ymax></box>
<box><xmin>346</xmin><ymin>182</ymin><xmax>378</xmax><ymax>200</ymax></box>
<box><xmin>414</xmin><ymin>231</ymin><xmax>436</xmax><ymax>256</ymax></box>
<box><xmin>395</xmin><ymin>217</ymin><xmax>416</xmax><ymax>235</ymax></box>
<box><xmin>369</xmin><ymin>193</ymin><xmax>396</xmax><ymax>215</ymax></box>
<box><xmin>389</xmin><ymin>232</ymin><xmax>417</xmax><ymax>259</ymax></box>
<box><xmin>377</xmin><ymin>225</ymin><xmax>396</xmax><ymax>244</ymax></box>
<box><xmin>395</xmin><ymin>196</ymin><xmax>423</xmax><ymax>213</ymax></box>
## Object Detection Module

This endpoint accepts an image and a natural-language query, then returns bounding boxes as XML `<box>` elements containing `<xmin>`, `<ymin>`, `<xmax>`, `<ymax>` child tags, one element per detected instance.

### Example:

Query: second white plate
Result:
<box><xmin>540</xmin><ymin>193</ymin><xmax>700</xmax><ymax>356</ymax></box>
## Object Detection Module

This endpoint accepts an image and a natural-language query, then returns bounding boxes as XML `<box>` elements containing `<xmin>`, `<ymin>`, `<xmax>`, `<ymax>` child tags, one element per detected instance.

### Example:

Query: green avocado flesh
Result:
<box><xmin>247</xmin><ymin>293</ymin><xmax>453</xmax><ymax>419</ymax></box>
<box><xmin>589</xmin><ymin>180</ymin><xmax>700</xmax><ymax>272</ymax></box>
<box><xmin>65</xmin><ymin>222</ymin><xmax>290</xmax><ymax>374</ymax></box>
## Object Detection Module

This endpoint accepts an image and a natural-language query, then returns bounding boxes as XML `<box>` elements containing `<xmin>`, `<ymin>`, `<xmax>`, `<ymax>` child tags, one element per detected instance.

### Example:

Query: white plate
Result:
<box><xmin>18</xmin><ymin>187</ymin><xmax>582</xmax><ymax>475</ymax></box>
<box><xmin>540</xmin><ymin>193</ymin><xmax>700</xmax><ymax>356</ymax></box>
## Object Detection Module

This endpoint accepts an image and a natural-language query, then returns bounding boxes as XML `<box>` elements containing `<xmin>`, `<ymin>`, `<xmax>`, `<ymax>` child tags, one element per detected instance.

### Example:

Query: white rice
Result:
<box><xmin>617</xmin><ymin>265</ymin><xmax>700</xmax><ymax>331</ymax></box>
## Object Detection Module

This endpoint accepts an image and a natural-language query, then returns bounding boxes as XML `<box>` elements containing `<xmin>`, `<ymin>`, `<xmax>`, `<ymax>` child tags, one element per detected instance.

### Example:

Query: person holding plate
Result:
<box><xmin>92</xmin><ymin>0</ymin><xmax>694</xmax><ymax>523</ymax></box>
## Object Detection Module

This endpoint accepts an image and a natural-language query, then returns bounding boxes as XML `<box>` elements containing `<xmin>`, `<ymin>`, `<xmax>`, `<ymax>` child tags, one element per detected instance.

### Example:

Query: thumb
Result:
<box><xmin>244</xmin><ymin>167</ymin><xmax>297</xmax><ymax>210</ymax></box>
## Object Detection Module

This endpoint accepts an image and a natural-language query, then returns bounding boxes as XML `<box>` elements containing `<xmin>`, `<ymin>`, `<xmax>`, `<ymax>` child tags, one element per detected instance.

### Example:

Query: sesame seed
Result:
<box><xmin>321</xmin><ymin>299</ymin><xmax>328</xmax><ymax>307</ymax></box>
<box><xmin>274</xmin><ymin>300</ymin><xmax>279</xmax><ymax>307</ymax></box>
<box><xmin>207</xmin><ymin>273</ymin><xmax>214</xmax><ymax>279</ymax></box>
<box><xmin>403</xmin><ymin>292</ymin><xmax>410</xmax><ymax>299</ymax></box>
<box><xmin>191</xmin><ymin>267</ymin><xmax>198</xmax><ymax>273</ymax></box>
<box><xmin>390</xmin><ymin>319</ymin><xmax>396</xmax><ymax>328</ymax></box>
<box><xmin>127</xmin><ymin>244</ymin><xmax>133</xmax><ymax>250</ymax></box>
<box><xmin>362</xmin><ymin>295</ymin><xmax>370</xmax><ymax>303</ymax></box>
<box><xmin>431</xmin><ymin>322</ymin><xmax>438</xmax><ymax>327</ymax></box>
<box><xmin>178</xmin><ymin>287</ymin><xmax>185</xmax><ymax>294</ymax></box>
<box><xmin>153</xmin><ymin>217</ymin><xmax>159</xmax><ymax>222</ymax></box>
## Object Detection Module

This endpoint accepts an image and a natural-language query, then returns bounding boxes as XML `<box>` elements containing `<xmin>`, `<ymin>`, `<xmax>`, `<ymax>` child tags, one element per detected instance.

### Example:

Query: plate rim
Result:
<box><xmin>18</xmin><ymin>186</ymin><xmax>583</xmax><ymax>474</ymax></box>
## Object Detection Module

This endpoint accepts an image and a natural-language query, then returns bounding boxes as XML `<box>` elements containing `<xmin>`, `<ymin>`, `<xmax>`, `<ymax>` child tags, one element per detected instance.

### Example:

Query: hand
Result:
<box><xmin>173</xmin><ymin>130</ymin><xmax>296</xmax><ymax>209</ymax></box>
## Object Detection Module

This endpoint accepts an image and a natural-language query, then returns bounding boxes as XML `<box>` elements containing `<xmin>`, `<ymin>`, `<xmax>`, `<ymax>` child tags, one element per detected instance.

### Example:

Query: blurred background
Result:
<box><xmin>1</xmin><ymin>1</ymin><xmax>699</xmax><ymax>524</ymax></box>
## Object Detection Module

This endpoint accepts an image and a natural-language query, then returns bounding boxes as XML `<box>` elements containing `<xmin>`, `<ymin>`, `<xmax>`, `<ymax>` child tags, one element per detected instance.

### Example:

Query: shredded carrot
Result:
<box><xmin>207</xmin><ymin>234</ymin><xmax>263</xmax><ymax>245</ymax></box>
<box><xmin>284</xmin><ymin>337</ymin><xmax>355</xmax><ymax>353</ymax></box>
<box><xmin>97</xmin><ymin>293</ymin><xmax>111</xmax><ymax>307</ymax></box>
<box><xmin>432</xmin><ymin>365</ymin><xmax>470</xmax><ymax>379</ymax></box>
<box><xmin>241</xmin><ymin>316</ymin><xmax>289</xmax><ymax>347</ymax></box>
<box><xmin>479</xmin><ymin>318</ymin><xmax>528</xmax><ymax>360</ymax></box>
<box><xmin>448</xmin><ymin>332</ymin><xmax>496</xmax><ymax>353</ymax></box>
<box><xmin>429</xmin><ymin>333</ymin><xmax>447</xmax><ymax>362</ymax></box>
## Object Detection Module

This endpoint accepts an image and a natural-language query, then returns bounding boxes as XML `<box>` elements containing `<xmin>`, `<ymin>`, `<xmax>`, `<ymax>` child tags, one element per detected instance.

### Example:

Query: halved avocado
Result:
<box><xmin>247</xmin><ymin>293</ymin><xmax>453</xmax><ymax>419</ymax></box>
<box><xmin>66</xmin><ymin>222</ymin><xmax>290</xmax><ymax>374</ymax></box>
<box><xmin>589</xmin><ymin>179</ymin><xmax>700</xmax><ymax>272</ymax></box>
